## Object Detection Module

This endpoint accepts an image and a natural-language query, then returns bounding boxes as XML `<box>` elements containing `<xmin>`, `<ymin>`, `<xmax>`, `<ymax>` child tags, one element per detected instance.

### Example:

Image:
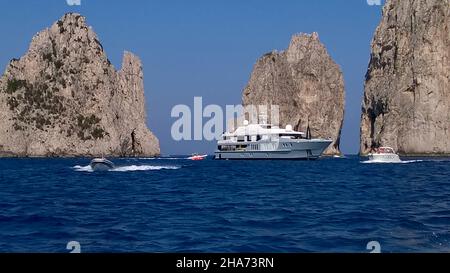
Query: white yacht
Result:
<box><xmin>367</xmin><ymin>147</ymin><xmax>401</xmax><ymax>163</ymax></box>
<box><xmin>215</xmin><ymin>120</ymin><xmax>332</xmax><ymax>160</ymax></box>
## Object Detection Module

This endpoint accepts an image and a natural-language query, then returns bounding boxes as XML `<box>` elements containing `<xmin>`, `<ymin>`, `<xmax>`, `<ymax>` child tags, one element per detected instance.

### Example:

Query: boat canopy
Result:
<box><xmin>376</xmin><ymin>147</ymin><xmax>396</xmax><ymax>154</ymax></box>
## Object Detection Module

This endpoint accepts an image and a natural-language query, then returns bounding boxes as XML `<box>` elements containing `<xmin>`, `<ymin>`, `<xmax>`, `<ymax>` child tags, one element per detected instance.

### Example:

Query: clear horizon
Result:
<box><xmin>0</xmin><ymin>0</ymin><xmax>385</xmax><ymax>155</ymax></box>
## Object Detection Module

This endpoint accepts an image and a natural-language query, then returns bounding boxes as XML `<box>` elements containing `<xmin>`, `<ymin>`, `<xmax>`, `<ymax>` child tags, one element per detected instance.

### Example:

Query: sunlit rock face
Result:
<box><xmin>0</xmin><ymin>13</ymin><xmax>160</xmax><ymax>157</ymax></box>
<box><xmin>243</xmin><ymin>33</ymin><xmax>345</xmax><ymax>155</ymax></box>
<box><xmin>360</xmin><ymin>0</ymin><xmax>450</xmax><ymax>155</ymax></box>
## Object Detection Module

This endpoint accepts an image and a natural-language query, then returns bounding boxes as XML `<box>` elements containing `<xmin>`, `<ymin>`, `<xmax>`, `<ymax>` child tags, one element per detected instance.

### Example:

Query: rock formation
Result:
<box><xmin>360</xmin><ymin>0</ymin><xmax>449</xmax><ymax>155</ymax></box>
<box><xmin>0</xmin><ymin>13</ymin><xmax>160</xmax><ymax>157</ymax></box>
<box><xmin>242</xmin><ymin>33</ymin><xmax>345</xmax><ymax>155</ymax></box>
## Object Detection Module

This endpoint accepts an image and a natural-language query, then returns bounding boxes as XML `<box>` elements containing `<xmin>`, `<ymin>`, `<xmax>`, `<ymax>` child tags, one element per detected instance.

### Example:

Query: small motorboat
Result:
<box><xmin>187</xmin><ymin>154</ymin><xmax>208</xmax><ymax>161</ymax></box>
<box><xmin>90</xmin><ymin>158</ymin><xmax>115</xmax><ymax>171</ymax></box>
<box><xmin>367</xmin><ymin>147</ymin><xmax>401</xmax><ymax>163</ymax></box>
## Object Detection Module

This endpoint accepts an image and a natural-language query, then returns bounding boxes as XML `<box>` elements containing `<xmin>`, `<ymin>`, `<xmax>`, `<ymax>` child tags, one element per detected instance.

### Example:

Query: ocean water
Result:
<box><xmin>0</xmin><ymin>156</ymin><xmax>449</xmax><ymax>253</ymax></box>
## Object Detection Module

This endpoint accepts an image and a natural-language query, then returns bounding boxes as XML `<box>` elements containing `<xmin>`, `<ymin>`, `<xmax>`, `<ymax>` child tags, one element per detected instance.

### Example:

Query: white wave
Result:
<box><xmin>401</xmin><ymin>160</ymin><xmax>424</xmax><ymax>164</ymax></box>
<box><xmin>73</xmin><ymin>165</ymin><xmax>180</xmax><ymax>172</ymax></box>
<box><xmin>73</xmin><ymin>165</ymin><xmax>93</xmax><ymax>172</ymax></box>
<box><xmin>111</xmin><ymin>165</ymin><xmax>181</xmax><ymax>172</ymax></box>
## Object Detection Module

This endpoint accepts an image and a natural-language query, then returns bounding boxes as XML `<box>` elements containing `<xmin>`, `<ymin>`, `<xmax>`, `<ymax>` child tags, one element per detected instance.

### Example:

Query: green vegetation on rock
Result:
<box><xmin>6</xmin><ymin>79</ymin><xmax>27</xmax><ymax>94</ymax></box>
<box><xmin>76</xmin><ymin>114</ymin><xmax>107</xmax><ymax>140</ymax></box>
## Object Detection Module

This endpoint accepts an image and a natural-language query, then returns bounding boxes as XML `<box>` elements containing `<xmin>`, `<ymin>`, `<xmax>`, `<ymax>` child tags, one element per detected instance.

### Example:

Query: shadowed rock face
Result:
<box><xmin>242</xmin><ymin>33</ymin><xmax>345</xmax><ymax>155</ymax></box>
<box><xmin>361</xmin><ymin>0</ymin><xmax>449</xmax><ymax>155</ymax></box>
<box><xmin>0</xmin><ymin>13</ymin><xmax>160</xmax><ymax>157</ymax></box>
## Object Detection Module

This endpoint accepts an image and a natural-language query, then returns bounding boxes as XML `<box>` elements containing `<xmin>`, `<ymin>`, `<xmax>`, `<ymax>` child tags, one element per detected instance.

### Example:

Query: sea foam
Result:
<box><xmin>73</xmin><ymin>165</ymin><xmax>180</xmax><ymax>172</ymax></box>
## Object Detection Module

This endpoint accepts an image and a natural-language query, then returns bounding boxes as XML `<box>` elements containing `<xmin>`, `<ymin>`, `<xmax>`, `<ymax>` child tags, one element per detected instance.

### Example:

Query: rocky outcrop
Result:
<box><xmin>360</xmin><ymin>0</ymin><xmax>449</xmax><ymax>155</ymax></box>
<box><xmin>242</xmin><ymin>33</ymin><xmax>345</xmax><ymax>155</ymax></box>
<box><xmin>0</xmin><ymin>13</ymin><xmax>160</xmax><ymax>157</ymax></box>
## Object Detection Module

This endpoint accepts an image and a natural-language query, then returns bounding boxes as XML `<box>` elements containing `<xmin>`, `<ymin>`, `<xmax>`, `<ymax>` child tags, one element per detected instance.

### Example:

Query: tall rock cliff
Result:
<box><xmin>242</xmin><ymin>33</ymin><xmax>345</xmax><ymax>155</ymax></box>
<box><xmin>0</xmin><ymin>13</ymin><xmax>160</xmax><ymax>157</ymax></box>
<box><xmin>360</xmin><ymin>0</ymin><xmax>449</xmax><ymax>155</ymax></box>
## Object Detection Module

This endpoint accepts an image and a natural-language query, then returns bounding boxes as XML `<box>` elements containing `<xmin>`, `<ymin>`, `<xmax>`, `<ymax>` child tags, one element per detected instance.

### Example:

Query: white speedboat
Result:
<box><xmin>367</xmin><ymin>147</ymin><xmax>401</xmax><ymax>163</ymax></box>
<box><xmin>90</xmin><ymin>158</ymin><xmax>115</xmax><ymax>171</ymax></box>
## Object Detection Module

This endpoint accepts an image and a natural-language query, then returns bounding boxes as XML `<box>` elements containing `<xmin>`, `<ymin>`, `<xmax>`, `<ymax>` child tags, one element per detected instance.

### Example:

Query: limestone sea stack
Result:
<box><xmin>360</xmin><ymin>0</ymin><xmax>449</xmax><ymax>155</ymax></box>
<box><xmin>242</xmin><ymin>33</ymin><xmax>345</xmax><ymax>155</ymax></box>
<box><xmin>0</xmin><ymin>13</ymin><xmax>160</xmax><ymax>157</ymax></box>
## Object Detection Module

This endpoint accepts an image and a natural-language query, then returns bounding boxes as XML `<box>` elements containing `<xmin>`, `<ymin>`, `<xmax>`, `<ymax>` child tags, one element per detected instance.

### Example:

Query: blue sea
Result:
<box><xmin>0</xmin><ymin>156</ymin><xmax>449</xmax><ymax>253</ymax></box>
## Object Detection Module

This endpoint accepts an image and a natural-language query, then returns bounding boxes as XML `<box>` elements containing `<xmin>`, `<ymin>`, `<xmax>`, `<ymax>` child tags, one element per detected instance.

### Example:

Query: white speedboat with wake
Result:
<box><xmin>90</xmin><ymin>158</ymin><xmax>115</xmax><ymax>171</ymax></box>
<box><xmin>367</xmin><ymin>147</ymin><xmax>401</xmax><ymax>163</ymax></box>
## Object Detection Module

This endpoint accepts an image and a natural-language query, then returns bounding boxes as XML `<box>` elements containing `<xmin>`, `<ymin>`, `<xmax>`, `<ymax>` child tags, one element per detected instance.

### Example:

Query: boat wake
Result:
<box><xmin>361</xmin><ymin>160</ymin><xmax>423</xmax><ymax>164</ymax></box>
<box><xmin>73</xmin><ymin>165</ymin><xmax>94</xmax><ymax>172</ymax></box>
<box><xmin>138</xmin><ymin>157</ymin><xmax>187</xmax><ymax>160</ymax></box>
<box><xmin>112</xmin><ymin>165</ymin><xmax>181</xmax><ymax>172</ymax></box>
<box><xmin>73</xmin><ymin>165</ymin><xmax>181</xmax><ymax>172</ymax></box>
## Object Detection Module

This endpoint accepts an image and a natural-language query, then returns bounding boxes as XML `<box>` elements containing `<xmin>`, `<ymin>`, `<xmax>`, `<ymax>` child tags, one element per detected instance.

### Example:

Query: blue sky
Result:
<box><xmin>0</xmin><ymin>0</ymin><xmax>385</xmax><ymax>155</ymax></box>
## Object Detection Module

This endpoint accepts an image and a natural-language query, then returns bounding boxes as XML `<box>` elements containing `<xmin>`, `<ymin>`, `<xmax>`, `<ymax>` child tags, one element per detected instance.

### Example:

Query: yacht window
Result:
<box><xmin>279</xmin><ymin>134</ymin><xmax>303</xmax><ymax>140</ymax></box>
<box><xmin>222</xmin><ymin>145</ymin><xmax>237</xmax><ymax>151</ymax></box>
<box><xmin>236</xmin><ymin>145</ymin><xmax>247</xmax><ymax>150</ymax></box>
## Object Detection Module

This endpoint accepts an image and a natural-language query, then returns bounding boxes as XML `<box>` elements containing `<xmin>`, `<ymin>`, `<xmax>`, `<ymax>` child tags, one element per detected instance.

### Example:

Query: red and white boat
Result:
<box><xmin>188</xmin><ymin>154</ymin><xmax>208</xmax><ymax>161</ymax></box>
